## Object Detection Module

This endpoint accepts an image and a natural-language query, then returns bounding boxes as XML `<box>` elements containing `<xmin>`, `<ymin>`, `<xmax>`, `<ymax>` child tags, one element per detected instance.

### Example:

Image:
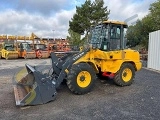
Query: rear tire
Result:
<box><xmin>113</xmin><ymin>63</ymin><xmax>135</xmax><ymax>86</ymax></box>
<box><xmin>67</xmin><ymin>63</ymin><xmax>96</xmax><ymax>94</ymax></box>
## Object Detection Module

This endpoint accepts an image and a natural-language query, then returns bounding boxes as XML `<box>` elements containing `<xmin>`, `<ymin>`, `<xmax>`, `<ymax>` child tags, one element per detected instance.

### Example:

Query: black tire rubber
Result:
<box><xmin>97</xmin><ymin>68</ymin><xmax>104</xmax><ymax>79</ymax></box>
<box><xmin>113</xmin><ymin>63</ymin><xmax>135</xmax><ymax>86</ymax></box>
<box><xmin>67</xmin><ymin>63</ymin><xmax>96</xmax><ymax>95</ymax></box>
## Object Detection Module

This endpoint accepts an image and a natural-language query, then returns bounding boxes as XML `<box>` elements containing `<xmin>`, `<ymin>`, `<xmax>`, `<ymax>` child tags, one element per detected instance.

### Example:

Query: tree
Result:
<box><xmin>149</xmin><ymin>0</ymin><xmax>160</xmax><ymax>30</ymax></box>
<box><xmin>69</xmin><ymin>0</ymin><xmax>92</xmax><ymax>35</ymax></box>
<box><xmin>91</xmin><ymin>0</ymin><xmax>110</xmax><ymax>24</ymax></box>
<box><xmin>126</xmin><ymin>20</ymin><xmax>143</xmax><ymax>47</ymax></box>
<box><xmin>126</xmin><ymin>0</ymin><xmax>160</xmax><ymax>49</ymax></box>
<box><xmin>140</xmin><ymin>16</ymin><xmax>153</xmax><ymax>48</ymax></box>
<box><xmin>66</xmin><ymin>29</ymin><xmax>84</xmax><ymax>46</ymax></box>
<box><xmin>69</xmin><ymin>0</ymin><xmax>110</xmax><ymax>37</ymax></box>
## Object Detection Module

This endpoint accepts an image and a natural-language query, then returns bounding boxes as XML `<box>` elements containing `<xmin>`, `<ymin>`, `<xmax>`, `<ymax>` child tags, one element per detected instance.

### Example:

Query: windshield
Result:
<box><xmin>4</xmin><ymin>43</ymin><xmax>14</xmax><ymax>51</ymax></box>
<box><xmin>34</xmin><ymin>44</ymin><xmax>46</xmax><ymax>50</ymax></box>
<box><xmin>89</xmin><ymin>24</ymin><xmax>109</xmax><ymax>48</ymax></box>
<box><xmin>22</xmin><ymin>43</ymin><xmax>31</xmax><ymax>50</ymax></box>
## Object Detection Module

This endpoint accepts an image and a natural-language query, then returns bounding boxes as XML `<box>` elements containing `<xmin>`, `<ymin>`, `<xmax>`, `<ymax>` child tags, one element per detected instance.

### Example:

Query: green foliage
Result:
<box><xmin>66</xmin><ymin>29</ymin><xmax>84</xmax><ymax>46</ymax></box>
<box><xmin>149</xmin><ymin>0</ymin><xmax>160</xmax><ymax>30</ymax></box>
<box><xmin>68</xmin><ymin>0</ymin><xmax>109</xmax><ymax>45</ymax></box>
<box><xmin>91</xmin><ymin>0</ymin><xmax>110</xmax><ymax>24</ymax></box>
<box><xmin>126</xmin><ymin>0</ymin><xmax>160</xmax><ymax>49</ymax></box>
<box><xmin>69</xmin><ymin>0</ymin><xmax>110</xmax><ymax>35</ymax></box>
<box><xmin>69</xmin><ymin>0</ymin><xmax>92</xmax><ymax>35</ymax></box>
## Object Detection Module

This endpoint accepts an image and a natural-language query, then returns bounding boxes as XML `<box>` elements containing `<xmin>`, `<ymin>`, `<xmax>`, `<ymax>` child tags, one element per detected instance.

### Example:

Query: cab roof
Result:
<box><xmin>103</xmin><ymin>20</ymin><xmax>127</xmax><ymax>26</ymax></box>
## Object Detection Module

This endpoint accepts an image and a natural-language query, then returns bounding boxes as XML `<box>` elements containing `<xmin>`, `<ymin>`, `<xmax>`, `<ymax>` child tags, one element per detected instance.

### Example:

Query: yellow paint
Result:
<box><xmin>15</xmin><ymin>68</ymin><xmax>28</xmax><ymax>82</ymax></box>
<box><xmin>79</xmin><ymin>46</ymin><xmax>83</xmax><ymax>52</ymax></box>
<box><xmin>74</xmin><ymin>48</ymin><xmax>141</xmax><ymax>74</ymax></box>
<box><xmin>25</xmin><ymin>89</ymin><xmax>36</xmax><ymax>105</ymax></box>
<box><xmin>14</xmin><ymin>67</ymin><xmax>36</xmax><ymax>105</ymax></box>
<box><xmin>65</xmin><ymin>69</ymin><xmax>69</xmax><ymax>74</ymax></box>
<box><xmin>0</xmin><ymin>42</ymin><xmax>18</xmax><ymax>59</ymax></box>
<box><xmin>103</xmin><ymin>20</ymin><xmax>127</xmax><ymax>26</ymax></box>
<box><xmin>77</xmin><ymin>71</ymin><xmax>91</xmax><ymax>88</ymax></box>
<box><xmin>122</xmin><ymin>68</ymin><xmax>132</xmax><ymax>82</ymax></box>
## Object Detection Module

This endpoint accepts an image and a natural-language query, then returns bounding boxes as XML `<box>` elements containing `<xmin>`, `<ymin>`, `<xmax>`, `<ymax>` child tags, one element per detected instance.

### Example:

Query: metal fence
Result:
<box><xmin>147</xmin><ymin>30</ymin><xmax>160</xmax><ymax>71</ymax></box>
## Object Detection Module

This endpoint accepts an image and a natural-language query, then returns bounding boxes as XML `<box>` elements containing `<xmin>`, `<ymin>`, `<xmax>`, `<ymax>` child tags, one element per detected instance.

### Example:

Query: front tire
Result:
<box><xmin>113</xmin><ymin>63</ymin><xmax>135</xmax><ymax>86</ymax></box>
<box><xmin>67</xmin><ymin>63</ymin><xmax>96</xmax><ymax>94</ymax></box>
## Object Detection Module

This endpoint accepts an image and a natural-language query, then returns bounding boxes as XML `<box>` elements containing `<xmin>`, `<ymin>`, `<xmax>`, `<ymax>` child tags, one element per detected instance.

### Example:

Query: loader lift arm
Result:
<box><xmin>50</xmin><ymin>48</ymin><xmax>90</xmax><ymax>88</ymax></box>
<box><xmin>13</xmin><ymin>47</ymin><xmax>90</xmax><ymax>106</ymax></box>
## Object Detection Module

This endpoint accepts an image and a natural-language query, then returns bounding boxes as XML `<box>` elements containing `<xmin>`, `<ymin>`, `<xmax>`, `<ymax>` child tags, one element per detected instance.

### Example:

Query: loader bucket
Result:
<box><xmin>13</xmin><ymin>64</ymin><xmax>57</xmax><ymax>106</ymax></box>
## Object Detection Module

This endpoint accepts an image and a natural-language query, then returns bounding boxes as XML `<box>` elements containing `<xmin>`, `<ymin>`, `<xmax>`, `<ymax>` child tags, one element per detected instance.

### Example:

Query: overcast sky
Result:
<box><xmin>0</xmin><ymin>0</ymin><xmax>157</xmax><ymax>38</ymax></box>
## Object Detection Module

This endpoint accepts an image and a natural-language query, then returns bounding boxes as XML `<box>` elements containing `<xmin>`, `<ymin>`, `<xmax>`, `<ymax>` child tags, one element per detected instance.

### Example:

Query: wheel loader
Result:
<box><xmin>13</xmin><ymin>20</ymin><xmax>142</xmax><ymax>106</ymax></box>
<box><xmin>0</xmin><ymin>41</ymin><xmax>18</xmax><ymax>59</ymax></box>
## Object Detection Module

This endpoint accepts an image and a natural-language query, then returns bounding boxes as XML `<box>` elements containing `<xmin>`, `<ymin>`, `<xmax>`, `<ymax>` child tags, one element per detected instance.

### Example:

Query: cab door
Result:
<box><xmin>107</xmin><ymin>25</ymin><xmax>125</xmax><ymax>60</ymax></box>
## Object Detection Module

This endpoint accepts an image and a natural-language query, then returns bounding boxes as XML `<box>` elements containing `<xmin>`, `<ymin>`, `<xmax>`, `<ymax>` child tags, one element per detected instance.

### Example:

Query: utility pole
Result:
<box><xmin>52</xmin><ymin>30</ymin><xmax>55</xmax><ymax>40</ymax></box>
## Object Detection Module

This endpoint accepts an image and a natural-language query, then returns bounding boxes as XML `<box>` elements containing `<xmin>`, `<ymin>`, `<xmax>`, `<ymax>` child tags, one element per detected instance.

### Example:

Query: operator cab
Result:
<box><xmin>4</xmin><ymin>43</ymin><xmax>14</xmax><ymax>51</ymax></box>
<box><xmin>34</xmin><ymin>44</ymin><xmax>46</xmax><ymax>50</ymax></box>
<box><xmin>19</xmin><ymin>42</ymin><xmax>32</xmax><ymax>52</ymax></box>
<box><xmin>90</xmin><ymin>20</ymin><xmax>128</xmax><ymax>51</ymax></box>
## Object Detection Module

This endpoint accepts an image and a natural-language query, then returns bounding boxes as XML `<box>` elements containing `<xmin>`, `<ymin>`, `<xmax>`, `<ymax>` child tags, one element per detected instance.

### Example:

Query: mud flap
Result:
<box><xmin>13</xmin><ymin>64</ymin><xmax>57</xmax><ymax>106</ymax></box>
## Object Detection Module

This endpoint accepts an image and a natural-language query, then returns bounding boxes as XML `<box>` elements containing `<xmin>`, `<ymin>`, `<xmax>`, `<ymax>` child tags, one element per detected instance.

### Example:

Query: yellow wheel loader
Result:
<box><xmin>13</xmin><ymin>20</ymin><xmax>142</xmax><ymax>106</ymax></box>
<box><xmin>0</xmin><ymin>41</ymin><xmax>18</xmax><ymax>59</ymax></box>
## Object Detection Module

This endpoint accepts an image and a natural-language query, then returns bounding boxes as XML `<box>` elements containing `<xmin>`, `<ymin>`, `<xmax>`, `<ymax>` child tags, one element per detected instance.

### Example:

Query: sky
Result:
<box><xmin>0</xmin><ymin>0</ymin><xmax>157</xmax><ymax>38</ymax></box>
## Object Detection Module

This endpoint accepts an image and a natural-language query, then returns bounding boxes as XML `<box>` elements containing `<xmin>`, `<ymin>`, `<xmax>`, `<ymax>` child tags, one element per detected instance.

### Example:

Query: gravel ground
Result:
<box><xmin>0</xmin><ymin>59</ymin><xmax>160</xmax><ymax>120</ymax></box>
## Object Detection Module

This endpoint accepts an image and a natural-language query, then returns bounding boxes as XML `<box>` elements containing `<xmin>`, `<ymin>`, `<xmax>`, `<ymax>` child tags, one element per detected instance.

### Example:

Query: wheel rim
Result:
<box><xmin>122</xmin><ymin>68</ymin><xmax>132</xmax><ymax>82</ymax></box>
<box><xmin>77</xmin><ymin>71</ymin><xmax>91</xmax><ymax>88</ymax></box>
